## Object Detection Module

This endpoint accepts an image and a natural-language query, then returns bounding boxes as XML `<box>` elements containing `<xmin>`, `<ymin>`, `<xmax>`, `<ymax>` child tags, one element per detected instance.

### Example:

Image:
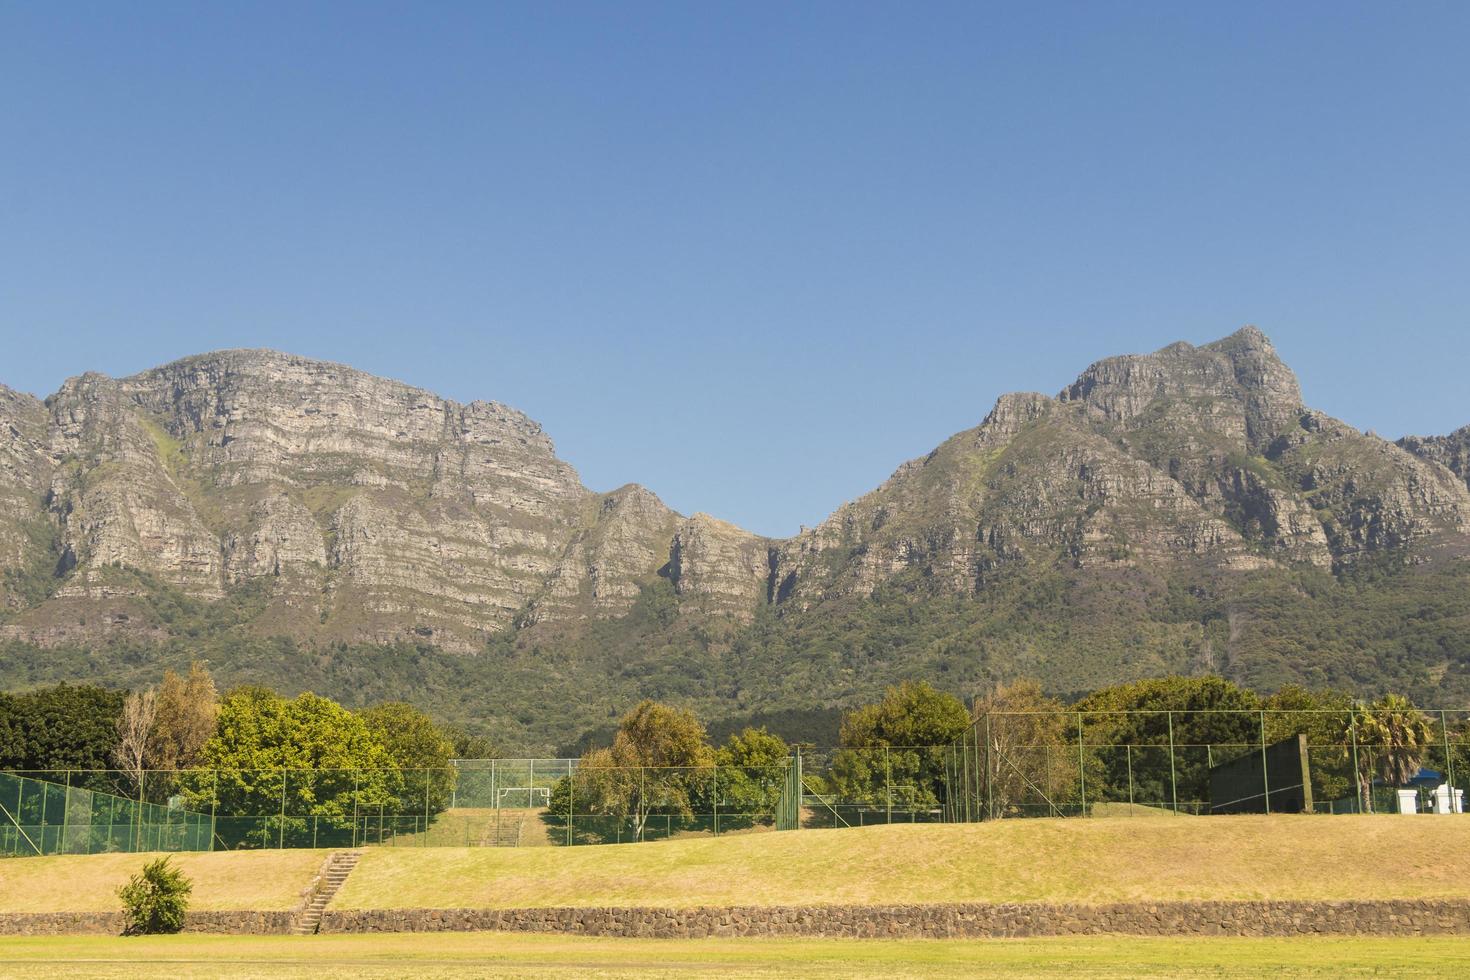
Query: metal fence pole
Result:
<box><xmin>352</xmin><ymin>771</ymin><xmax>359</xmax><ymax>849</ymax></box>
<box><xmin>1260</xmin><ymin>711</ymin><xmax>1271</xmax><ymax>815</ymax></box>
<box><xmin>1349</xmin><ymin>707</ymin><xmax>1363</xmax><ymax>814</ymax></box>
<box><xmin>211</xmin><ymin>770</ymin><xmax>218</xmax><ymax>852</ymax></box>
<box><xmin>1077</xmin><ymin>712</ymin><xmax>1086</xmax><ymax>818</ymax></box>
<box><xmin>1126</xmin><ymin>744</ymin><xmax>1134</xmax><ymax>807</ymax></box>
<box><xmin>568</xmin><ymin>759</ymin><xmax>574</xmax><ymax>846</ymax></box>
<box><xmin>712</xmin><ymin>766</ymin><xmax>719</xmax><ymax>836</ymax></box>
<box><xmin>1442</xmin><ymin>711</ymin><xmax>1456</xmax><ymax>810</ymax></box>
<box><xmin>278</xmin><ymin>770</ymin><xmax>286</xmax><ymax>849</ymax></box>
<box><xmin>885</xmin><ymin>746</ymin><xmax>892</xmax><ymax>824</ymax></box>
<box><xmin>1167</xmin><ymin>712</ymin><xmax>1178</xmax><ymax>815</ymax></box>
<box><xmin>61</xmin><ymin>769</ymin><xmax>71</xmax><ymax>852</ymax></box>
<box><xmin>423</xmin><ymin>768</ymin><xmax>430</xmax><ymax>846</ymax></box>
<box><xmin>984</xmin><ymin>714</ymin><xmax>993</xmax><ymax>820</ymax></box>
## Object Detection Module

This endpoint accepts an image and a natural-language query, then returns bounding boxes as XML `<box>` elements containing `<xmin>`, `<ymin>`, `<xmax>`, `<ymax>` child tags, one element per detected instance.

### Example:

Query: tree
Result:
<box><xmin>360</xmin><ymin>702</ymin><xmax>456</xmax><ymax>817</ymax></box>
<box><xmin>1348</xmin><ymin>694</ymin><xmax>1434</xmax><ymax>812</ymax></box>
<box><xmin>0</xmin><ymin>684</ymin><xmax>127</xmax><ymax>791</ymax></box>
<box><xmin>441</xmin><ymin>724</ymin><xmax>499</xmax><ymax>761</ymax></box>
<box><xmin>548</xmin><ymin>700</ymin><xmax>714</xmax><ymax>840</ymax></box>
<box><xmin>973</xmin><ymin>679</ymin><xmax>1077</xmax><ymax>818</ymax></box>
<box><xmin>829</xmin><ymin>681</ymin><xmax>969</xmax><ymax>811</ymax></box>
<box><xmin>184</xmin><ymin>688</ymin><xmax>397</xmax><ymax>847</ymax></box>
<box><xmin>151</xmin><ymin>662</ymin><xmax>218</xmax><ymax>771</ymax></box>
<box><xmin>705</xmin><ymin>726</ymin><xmax>790</xmax><ymax>826</ymax></box>
<box><xmin>1262</xmin><ymin>684</ymin><xmax>1355</xmax><ymax>803</ymax></box>
<box><xmin>1073</xmin><ymin>676</ymin><xmax>1262</xmax><ymax>811</ymax></box>
<box><xmin>113</xmin><ymin>688</ymin><xmax>158</xmax><ymax>794</ymax></box>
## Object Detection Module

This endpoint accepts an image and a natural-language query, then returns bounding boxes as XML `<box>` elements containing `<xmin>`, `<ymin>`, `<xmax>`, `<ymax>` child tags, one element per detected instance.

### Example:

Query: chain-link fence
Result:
<box><xmin>0</xmin><ymin>770</ymin><xmax>211</xmax><ymax>856</ymax></box>
<box><xmin>2</xmin><ymin>759</ymin><xmax>799</xmax><ymax>853</ymax></box>
<box><xmin>942</xmin><ymin>708</ymin><xmax>1470</xmax><ymax>820</ymax></box>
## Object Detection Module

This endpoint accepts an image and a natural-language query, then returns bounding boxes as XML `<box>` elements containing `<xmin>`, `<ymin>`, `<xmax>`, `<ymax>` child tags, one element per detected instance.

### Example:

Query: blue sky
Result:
<box><xmin>2</xmin><ymin>3</ymin><xmax>1467</xmax><ymax>537</ymax></box>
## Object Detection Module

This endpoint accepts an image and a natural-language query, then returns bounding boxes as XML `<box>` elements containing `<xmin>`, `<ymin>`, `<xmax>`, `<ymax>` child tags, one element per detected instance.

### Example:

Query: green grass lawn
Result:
<box><xmin>0</xmin><ymin>933</ymin><xmax>1464</xmax><ymax>979</ymax></box>
<box><xmin>334</xmin><ymin>815</ymin><xmax>1470</xmax><ymax>910</ymax></box>
<box><xmin>0</xmin><ymin>850</ymin><xmax>330</xmax><ymax>912</ymax></box>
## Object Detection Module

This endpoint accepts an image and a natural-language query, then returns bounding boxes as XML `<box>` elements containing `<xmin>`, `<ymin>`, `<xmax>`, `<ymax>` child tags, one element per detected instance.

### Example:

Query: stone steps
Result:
<box><xmin>291</xmin><ymin>850</ymin><xmax>363</xmax><ymax>936</ymax></box>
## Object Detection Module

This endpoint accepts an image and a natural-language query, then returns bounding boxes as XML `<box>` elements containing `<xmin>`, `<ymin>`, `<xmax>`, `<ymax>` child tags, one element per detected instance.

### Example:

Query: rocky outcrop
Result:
<box><xmin>1400</xmin><ymin>426</ymin><xmax>1470</xmax><ymax>493</ymax></box>
<box><xmin>666</xmin><ymin>514</ymin><xmax>772</xmax><ymax>614</ymax></box>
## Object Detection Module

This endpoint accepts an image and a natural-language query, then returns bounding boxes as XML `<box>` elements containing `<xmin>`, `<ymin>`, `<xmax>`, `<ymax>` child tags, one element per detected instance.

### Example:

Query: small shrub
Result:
<box><xmin>117</xmin><ymin>856</ymin><xmax>193</xmax><ymax>934</ymax></box>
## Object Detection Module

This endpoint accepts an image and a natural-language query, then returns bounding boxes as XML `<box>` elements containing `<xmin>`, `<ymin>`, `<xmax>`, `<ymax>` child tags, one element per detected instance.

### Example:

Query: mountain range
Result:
<box><xmin>3</xmin><ymin>327</ymin><xmax>1468</xmax><ymax>751</ymax></box>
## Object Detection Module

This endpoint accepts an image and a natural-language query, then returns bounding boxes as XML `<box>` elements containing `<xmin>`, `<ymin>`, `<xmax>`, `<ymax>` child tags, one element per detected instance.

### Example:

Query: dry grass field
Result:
<box><xmin>333</xmin><ymin>814</ymin><xmax>1470</xmax><ymax>910</ymax></box>
<box><xmin>0</xmin><ymin>933</ymin><xmax>1465</xmax><ymax>979</ymax></box>
<box><xmin>0</xmin><ymin>849</ymin><xmax>330</xmax><ymax>912</ymax></box>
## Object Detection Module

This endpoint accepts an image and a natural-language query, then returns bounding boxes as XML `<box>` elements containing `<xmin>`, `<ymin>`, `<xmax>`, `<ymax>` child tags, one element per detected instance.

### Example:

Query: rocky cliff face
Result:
<box><xmin>764</xmin><ymin>328</ymin><xmax>1469</xmax><ymax>607</ymax></box>
<box><xmin>2</xmin><ymin>330</ymin><xmax>1467</xmax><ymax>657</ymax></box>
<box><xmin>0</xmin><ymin>351</ymin><xmax>709</xmax><ymax>650</ymax></box>
<box><xmin>1400</xmin><ymin>426</ymin><xmax>1470</xmax><ymax>493</ymax></box>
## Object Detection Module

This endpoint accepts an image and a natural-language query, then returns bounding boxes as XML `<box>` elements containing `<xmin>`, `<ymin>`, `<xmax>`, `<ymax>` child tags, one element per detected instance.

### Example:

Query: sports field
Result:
<box><xmin>0</xmin><ymin>933</ymin><xmax>1465</xmax><ymax>979</ymax></box>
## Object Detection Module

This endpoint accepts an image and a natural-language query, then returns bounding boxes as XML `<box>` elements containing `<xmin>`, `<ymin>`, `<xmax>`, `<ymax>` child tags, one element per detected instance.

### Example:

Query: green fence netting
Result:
<box><xmin>0</xmin><ymin>771</ymin><xmax>212</xmax><ymax>856</ymax></box>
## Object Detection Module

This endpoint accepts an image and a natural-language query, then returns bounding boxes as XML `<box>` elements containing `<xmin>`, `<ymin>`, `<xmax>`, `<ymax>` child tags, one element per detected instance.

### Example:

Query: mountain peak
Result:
<box><xmin>1058</xmin><ymin>326</ymin><xmax>1301</xmax><ymax>449</ymax></box>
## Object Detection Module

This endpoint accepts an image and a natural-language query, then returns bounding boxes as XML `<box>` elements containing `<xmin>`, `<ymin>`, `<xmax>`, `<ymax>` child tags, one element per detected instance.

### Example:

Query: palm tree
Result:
<box><xmin>1347</xmin><ymin>695</ymin><xmax>1433</xmax><ymax>812</ymax></box>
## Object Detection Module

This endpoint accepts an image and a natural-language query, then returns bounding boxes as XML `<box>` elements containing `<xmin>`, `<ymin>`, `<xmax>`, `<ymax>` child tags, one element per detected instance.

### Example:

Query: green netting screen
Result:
<box><xmin>0</xmin><ymin>771</ymin><xmax>213</xmax><ymax>856</ymax></box>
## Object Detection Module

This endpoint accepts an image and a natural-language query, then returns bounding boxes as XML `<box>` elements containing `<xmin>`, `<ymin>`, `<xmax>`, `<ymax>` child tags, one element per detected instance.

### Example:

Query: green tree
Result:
<box><xmin>0</xmin><ymin>684</ymin><xmax>127</xmax><ymax>792</ymax></box>
<box><xmin>360</xmin><ymin>701</ymin><xmax>456</xmax><ymax>817</ymax></box>
<box><xmin>1348</xmin><ymin>694</ymin><xmax>1434</xmax><ymax>812</ymax></box>
<box><xmin>548</xmin><ymin>700</ymin><xmax>713</xmax><ymax>841</ymax></box>
<box><xmin>1073</xmin><ymin>676</ymin><xmax>1263</xmax><ymax>811</ymax></box>
<box><xmin>705</xmin><ymin>726</ymin><xmax>789</xmax><ymax>826</ymax></box>
<box><xmin>830</xmin><ymin>681</ymin><xmax>970</xmax><ymax>812</ymax></box>
<box><xmin>184</xmin><ymin>688</ymin><xmax>397</xmax><ymax>847</ymax></box>
<box><xmin>1262</xmin><ymin>684</ymin><xmax>1355</xmax><ymax>803</ymax></box>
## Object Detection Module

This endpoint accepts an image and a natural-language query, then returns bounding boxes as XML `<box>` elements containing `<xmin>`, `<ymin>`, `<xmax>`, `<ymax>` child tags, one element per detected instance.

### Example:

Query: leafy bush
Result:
<box><xmin>118</xmin><ymin>856</ymin><xmax>192</xmax><ymax>934</ymax></box>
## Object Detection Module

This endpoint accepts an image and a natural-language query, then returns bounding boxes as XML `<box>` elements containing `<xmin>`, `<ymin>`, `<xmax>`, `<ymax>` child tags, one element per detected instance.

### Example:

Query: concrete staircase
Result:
<box><xmin>292</xmin><ymin>850</ymin><xmax>363</xmax><ymax>935</ymax></box>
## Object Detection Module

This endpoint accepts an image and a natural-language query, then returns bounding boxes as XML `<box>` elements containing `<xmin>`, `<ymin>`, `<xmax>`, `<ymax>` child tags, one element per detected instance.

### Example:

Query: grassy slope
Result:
<box><xmin>1</xmin><ymin>934</ymin><xmax>1465</xmax><ymax>979</ymax></box>
<box><xmin>0</xmin><ymin>850</ymin><xmax>329</xmax><ymax>912</ymax></box>
<box><xmin>335</xmin><ymin>816</ymin><xmax>1470</xmax><ymax>911</ymax></box>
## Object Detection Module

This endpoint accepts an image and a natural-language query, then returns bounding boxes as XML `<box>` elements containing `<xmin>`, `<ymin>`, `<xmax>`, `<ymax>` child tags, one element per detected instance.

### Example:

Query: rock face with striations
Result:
<box><xmin>0</xmin><ymin>351</ymin><xmax>712</xmax><ymax>650</ymax></box>
<box><xmin>1</xmin><ymin>329</ymin><xmax>1468</xmax><ymax>656</ymax></box>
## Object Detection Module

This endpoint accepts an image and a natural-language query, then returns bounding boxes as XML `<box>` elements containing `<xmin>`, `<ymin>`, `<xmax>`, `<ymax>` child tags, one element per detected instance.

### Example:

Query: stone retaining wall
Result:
<box><xmin>0</xmin><ymin>910</ymin><xmax>295</xmax><ymax>936</ymax></box>
<box><xmin>6</xmin><ymin>901</ymin><xmax>1468</xmax><ymax>938</ymax></box>
<box><xmin>321</xmin><ymin>899</ymin><xmax>1470</xmax><ymax>938</ymax></box>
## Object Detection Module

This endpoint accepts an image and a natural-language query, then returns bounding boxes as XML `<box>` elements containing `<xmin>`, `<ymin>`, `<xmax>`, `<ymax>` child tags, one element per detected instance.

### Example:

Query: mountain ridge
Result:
<box><xmin>4</xmin><ymin>327</ymin><xmax>1470</xmax><ymax>750</ymax></box>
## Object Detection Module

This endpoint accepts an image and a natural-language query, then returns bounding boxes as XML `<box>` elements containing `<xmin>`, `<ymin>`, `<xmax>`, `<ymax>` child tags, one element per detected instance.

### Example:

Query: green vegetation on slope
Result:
<box><xmin>4</xmin><ymin>555</ymin><xmax>1470</xmax><ymax>754</ymax></box>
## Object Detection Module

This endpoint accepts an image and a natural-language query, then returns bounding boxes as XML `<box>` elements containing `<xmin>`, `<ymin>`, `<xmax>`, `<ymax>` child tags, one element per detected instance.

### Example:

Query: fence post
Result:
<box><xmin>1167</xmin><ymin>711</ymin><xmax>1178</xmax><ymax>815</ymax></box>
<box><xmin>712</xmin><ymin>766</ymin><xmax>719</xmax><ymax>836</ymax></box>
<box><xmin>567</xmin><ymin>759</ymin><xmax>574</xmax><ymax>846</ymax></box>
<box><xmin>1349</xmin><ymin>705</ymin><xmax>1363</xmax><ymax>814</ymax></box>
<box><xmin>1442</xmin><ymin>711</ymin><xmax>1455</xmax><ymax>811</ymax></box>
<box><xmin>278</xmin><ymin>770</ymin><xmax>286</xmax><ymax>849</ymax></box>
<box><xmin>1127</xmin><ymin>744</ymin><xmax>1134</xmax><ymax>808</ymax></box>
<box><xmin>211</xmin><ymin>770</ymin><xmax>218</xmax><ymax>852</ymax></box>
<box><xmin>1260</xmin><ymin>711</ymin><xmax>1271</xmax><ymax>815</ymax></box>
<box><xmin>60</xmin><ymin>769</ymin><xmax>70</xmax><ymax>852</ymax></box>
<box><xmin>423</xmin><ymin>768</ymin><xmax>430</xmax><ymax>846</ymax></box>
<box><xmin>885</xmin><ymin>746</ymin><xmax>892</xmax><ymax>824</ymax></box>
<box><xmin>352</xmin><ymin>771</ymin><xmax>359</xmax><ymax>849</ymax></box>
<box><xmin>1077</xmin><ymin>712</ymin><xmax>1086</xmax><ymax>818</ymax></box>
<box><xmin>984</xmin><ymin>714</ymin><xmax>993</xmax><ymax>820</ymax></box>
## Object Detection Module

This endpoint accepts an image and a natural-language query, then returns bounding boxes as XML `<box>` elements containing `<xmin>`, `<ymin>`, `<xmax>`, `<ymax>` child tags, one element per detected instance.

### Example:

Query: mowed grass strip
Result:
<box><xmin>0</xmin><ymin>933</ymin><xmax>1465</xmax><ymax>979</ymax></box>
<box><xmin>335</xmin><ymin>816</ymin><xmax>1470</xmax><ymax>910</ymax></box>
<box><xmin>0</xmin><ymin>850</ymin><xmax>330</xmax><ymax>912</ymax></box>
